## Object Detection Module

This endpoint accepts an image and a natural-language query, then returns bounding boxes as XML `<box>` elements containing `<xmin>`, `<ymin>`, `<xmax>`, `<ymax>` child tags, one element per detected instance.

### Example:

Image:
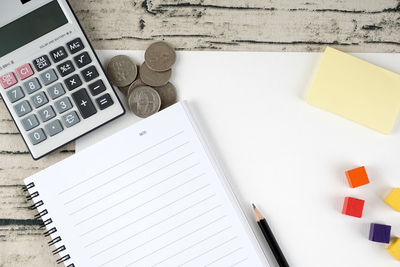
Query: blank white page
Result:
<box><xmin>25</xmin><ymin>102</ymin><xmax>268</xmax><ymax>267</ymax></box>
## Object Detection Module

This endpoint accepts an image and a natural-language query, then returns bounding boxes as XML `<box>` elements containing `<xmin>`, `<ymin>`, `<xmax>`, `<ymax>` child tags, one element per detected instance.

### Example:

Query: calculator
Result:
<box><xmin>0</xmin><ymin>0</ymin><xmax>125</xmax><ymax>160</ymax></box>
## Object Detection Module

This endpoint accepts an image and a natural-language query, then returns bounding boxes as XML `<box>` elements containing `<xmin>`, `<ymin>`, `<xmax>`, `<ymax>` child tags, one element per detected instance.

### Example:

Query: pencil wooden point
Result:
<box><xmin>252</xmin><ymin>204</ymin><xmax>264</xmax><ymax>221</ymax></box>
<box><xmin>252</xmin><ymin>203</ymin><xmax>256</xmax><ymax>209</ymax></box>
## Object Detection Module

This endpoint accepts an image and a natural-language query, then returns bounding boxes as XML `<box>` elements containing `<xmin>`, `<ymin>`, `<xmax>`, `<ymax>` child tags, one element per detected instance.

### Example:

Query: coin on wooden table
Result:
<box><xmin>129</xmin><ymin>86</ymin><xmax>161</xmax><ymax>118</ymax></box>
<box><xmin>127</xmin><ymin>77</ymin><xmax>146</xmax><ymax>97</ymax></box>
<box><xmin>106</xmin><ymin>55</ymin><xmax>137</xmax><ymax>87</ymax></box>
<box><xmin>145</xmin><ymin>41</ymin><xmax>176</xmax><ymax>72</ymax></box>
<box><xmin>155</xmin><ymin>82</ymin><xmax>178</xmax><ymax>110</ymax></box>
<box><xmin>140</xmin><ymin>62</ymin><xmax>171</xmax><ymax>87</ymax></box>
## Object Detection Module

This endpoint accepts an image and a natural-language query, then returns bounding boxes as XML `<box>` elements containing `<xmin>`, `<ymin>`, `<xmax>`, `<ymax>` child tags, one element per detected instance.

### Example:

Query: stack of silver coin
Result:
<box><xmin>106</xmin><ymin>41</ymin><xmax>177</xmax><ymax>118</ymax></box>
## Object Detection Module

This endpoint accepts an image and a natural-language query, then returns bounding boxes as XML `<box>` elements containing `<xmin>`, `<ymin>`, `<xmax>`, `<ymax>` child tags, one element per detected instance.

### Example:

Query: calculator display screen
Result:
<box><xmin>0</xmin><ymin>1</ymin><xmax>68</xmax><ymax>58</ymax></box>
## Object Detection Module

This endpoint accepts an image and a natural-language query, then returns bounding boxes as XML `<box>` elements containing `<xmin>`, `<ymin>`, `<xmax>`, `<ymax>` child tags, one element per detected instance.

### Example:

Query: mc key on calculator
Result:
<box><xmin>0</xmin><ymin>0</ymin><xmax>125</xmax><ymax>159</ymax></box>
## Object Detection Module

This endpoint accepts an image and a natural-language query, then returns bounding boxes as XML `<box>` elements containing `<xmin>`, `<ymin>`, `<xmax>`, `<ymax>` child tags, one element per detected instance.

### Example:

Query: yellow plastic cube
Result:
<box><xmin>385</xmin><ymin>188</ymin><xmax>400</xmax><ymax>212</ymax></box>
<box><xmin>387</xmin><ymin>238</ymin><xmax>400</xmax><ymax>261</ymax></box>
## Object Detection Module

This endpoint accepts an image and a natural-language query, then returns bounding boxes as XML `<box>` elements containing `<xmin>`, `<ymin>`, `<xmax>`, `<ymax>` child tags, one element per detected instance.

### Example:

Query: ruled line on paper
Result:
<box><xmin>93</xmin><ymin>205</ymin><xmax>223</xmax><ymax>260</ymax></box>
<box><xmin>64</xmin><ymin>142</ymin><xmax>191</xmax><ymax>206</ymax></box>
<box><xmin>178</xmin><ymin>236</ymin><xmax>238</xmax><ymax>266</ymax></box>
<box><xmin>68</xmin><ymin>161</ymin><xmax>200</xmax><ymax>216</ymax></box>
<box><xmin>231</xmin><ymin>258</ymin><xmax>248</xmax><ymax>266</ymax></box>
<box><xmin>84</xmin><ymin>193</ymin><xmax>217</xmax><ymax>247</ymax></box>
<box><xmin>59</xmin><ymin>130</ymin><xmax>185</xmax><ymax>195</ymax></box>
<box><xmin>80</xmin><ymin>181</ymin><xmax>211</xmax><ymax>238</ymax></box>
<box><xmin>152</xmin><ymin>226</ymin><xmax>233</xmax><ymax>266</ymax></box>
<box><xmin>74</xmin><ymin>174</ymin><xmax>208</xmax><ymax>227</ymax></box>
<box><xmin>205</xmin><ymin>247</ymin><xmax>243</xmax><ymax>266</ymax></box>
<box><xmin>98</xmin><ymin>215</ymin><xmax>228</xmax><ymax>266</ymax></box>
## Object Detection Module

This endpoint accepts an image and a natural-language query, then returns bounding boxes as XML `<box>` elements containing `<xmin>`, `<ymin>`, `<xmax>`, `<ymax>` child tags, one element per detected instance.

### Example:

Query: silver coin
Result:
<box><xmin>107</xmin><ymin>55</ymin><xmax>137</xmax><ymax>87</ymax></box>
<box><xmin>128</xmin><ymin>86</ymin><xmax>161</xmax><ymax>118</ymax></box>
<box><xmin>127</xmin><ymin>77</ymin><xmax>146</xmax><ymax>97</ymax></box>
<box><xmin>140</xmin><ymin>62</ymin><xmax>171</xmax><ymax>87</ymax></box>
<box><xmin>155</xmin><ymin>82</ymin><xmax>178</xmax><ymax>110</ymax></box>
<box><xmin>145</xmin><ymin>41</ymin><xmax>176</xmax><ymax>72</ymax></box>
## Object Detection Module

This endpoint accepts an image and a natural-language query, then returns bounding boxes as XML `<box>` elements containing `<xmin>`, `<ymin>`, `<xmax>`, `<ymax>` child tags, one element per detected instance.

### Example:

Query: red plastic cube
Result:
<box><xmin>342</xmin><ymin>197</ymin><xmax>364</xmax><ymax>218</ymax></box>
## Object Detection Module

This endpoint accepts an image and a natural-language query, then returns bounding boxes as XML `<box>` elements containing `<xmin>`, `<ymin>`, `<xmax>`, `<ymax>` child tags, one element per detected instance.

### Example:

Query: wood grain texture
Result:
<box><xmin>1</xmin><ymin>0</ymin><xmax>399</xmax><ymax>266</ymax></box>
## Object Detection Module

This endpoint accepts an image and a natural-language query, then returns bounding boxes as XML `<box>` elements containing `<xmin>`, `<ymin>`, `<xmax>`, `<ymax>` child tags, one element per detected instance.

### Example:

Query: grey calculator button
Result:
<box><xmin>38</xmin><ymin>106</ymin><xmax>56</xmax><ymax>122</ymax></box>
<box><xmin>55</xmin><ymin>97</ymin><xmax>73</xmax><ymax>114</ymax></box>
<box><xmin>28</xmin><ymin>128</ymin><xmax>46</xmax><ymax>145</ymax></box>
<box><xmin>7</xmin><ymin>86</ymin><xmax>25</xmax><ymax>103</ymax></box>
<box><xmin>21</xmin><ymin>114</ymin><xmax>39</xmax><ymax>131</ymax></box>
<box><xmin>45</xmin><ymin>119</ymin><xmax>63</xmax><ymax>136</ymax></box>
<box><xmin>47</xmin><ymin>83</ymin><xmax>65</xmax><ymax>100</ymax></box>
<box><xmin>62</xmin><ymin>111</ymin><xmax>80</xmax><ymax>128</ymax></box>
<box><xmin>30</xmin><ymin>91</ymin><xmax>49</xmax><ymax>108</ymax></box>
<box><xmin>40</xmin><ymin>69</ymin><xmax>58</xmax><ymax>85</ymax></box>
<box><xmin>23</xmin><ymin>78</ymin><xmax>41</xmax><ymax>94</ymax></box>
<box><xmin>14</xmin><ymin>100</ymin><xmax>32</xmax><ymax>117</ymax></box>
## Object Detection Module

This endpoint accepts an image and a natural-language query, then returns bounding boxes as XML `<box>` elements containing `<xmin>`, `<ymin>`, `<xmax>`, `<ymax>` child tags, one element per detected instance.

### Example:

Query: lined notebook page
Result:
<box><xmin>25</xmin><ymin>102</ymin><xmax>268</xmax><ymax>266</ymax></box>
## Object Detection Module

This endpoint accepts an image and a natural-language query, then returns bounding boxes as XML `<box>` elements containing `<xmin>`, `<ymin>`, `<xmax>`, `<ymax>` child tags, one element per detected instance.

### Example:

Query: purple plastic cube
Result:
<box><xmin>369</xmin><ymin>223</ymin><xmax>391</xmax><ymax>243</ymax></box>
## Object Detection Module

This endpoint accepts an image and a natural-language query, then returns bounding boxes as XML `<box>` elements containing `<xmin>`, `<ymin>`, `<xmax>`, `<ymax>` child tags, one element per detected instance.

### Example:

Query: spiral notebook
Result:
<box><xmin>23</xmin><ymin>102</ymin><xmax>268</xmax><ymax>267</ymax></box>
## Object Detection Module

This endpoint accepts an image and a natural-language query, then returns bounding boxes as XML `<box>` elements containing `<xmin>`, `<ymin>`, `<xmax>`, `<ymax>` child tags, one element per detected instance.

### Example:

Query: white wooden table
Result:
<box><xmin>1</xmin><ymin>0</ymin><xmax>399</xmax><ymax>265</ymax></box>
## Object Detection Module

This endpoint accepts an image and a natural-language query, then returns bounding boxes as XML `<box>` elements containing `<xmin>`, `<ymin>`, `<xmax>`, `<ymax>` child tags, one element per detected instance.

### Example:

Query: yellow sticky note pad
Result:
<box><xmin>306</xmin><ymin>47</ymin><xmax>400</xmax><ymax>134</ymax></box>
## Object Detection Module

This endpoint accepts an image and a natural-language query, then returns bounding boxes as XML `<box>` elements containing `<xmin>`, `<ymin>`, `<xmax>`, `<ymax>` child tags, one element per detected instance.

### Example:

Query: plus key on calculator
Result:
<box><xmin>0</xmin><ymin>0</ymin><xmax>125</xmax><ymax>160</ymax></box>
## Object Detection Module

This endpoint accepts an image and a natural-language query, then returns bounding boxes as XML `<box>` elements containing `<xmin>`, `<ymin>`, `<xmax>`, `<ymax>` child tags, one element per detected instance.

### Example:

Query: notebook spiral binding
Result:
<box><xmin>23</xmin><ymin>182</ymin><xmax>75</xmax><ymax>267</ymax></box>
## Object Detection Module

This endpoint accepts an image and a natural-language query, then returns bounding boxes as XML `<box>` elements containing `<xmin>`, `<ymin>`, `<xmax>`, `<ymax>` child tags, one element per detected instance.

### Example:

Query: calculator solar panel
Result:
<box><xmin>0</xmin><ymin>0</ymin><xmax>125</xmax><ymax>159</ymax></box>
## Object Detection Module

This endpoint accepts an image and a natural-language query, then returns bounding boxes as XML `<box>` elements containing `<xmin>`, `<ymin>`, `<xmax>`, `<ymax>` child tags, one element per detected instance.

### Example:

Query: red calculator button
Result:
<box><xmin>16</xmin><ymin>64</ymin><xmax>34</xmax><ymax>80</ymax></box>
<box><xmin>0</xmin><ymin>72</ymin><xmax>17</xmax><ymax>89</ymax></box>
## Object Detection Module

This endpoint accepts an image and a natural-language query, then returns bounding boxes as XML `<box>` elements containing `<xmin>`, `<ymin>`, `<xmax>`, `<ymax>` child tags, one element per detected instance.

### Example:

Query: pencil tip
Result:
<box><xmin>252</xmin><ymin>203</ymin><xmax>256</xmax><ymax>209</ymax></box>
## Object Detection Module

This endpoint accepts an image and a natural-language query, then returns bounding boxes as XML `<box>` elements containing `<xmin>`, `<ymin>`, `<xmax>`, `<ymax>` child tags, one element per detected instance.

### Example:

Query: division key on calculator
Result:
<box><xmin>0</xmin><ymin>0</ymin><xmax>125</xmax><ymax>160</ymax></box>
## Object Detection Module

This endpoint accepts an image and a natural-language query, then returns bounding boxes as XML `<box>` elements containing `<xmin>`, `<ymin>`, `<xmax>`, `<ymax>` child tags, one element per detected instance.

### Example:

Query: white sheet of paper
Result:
<box><xmin>78</xmin><ymin>50</ymin><xmax>400</xmax><ymax>267</ymax></box>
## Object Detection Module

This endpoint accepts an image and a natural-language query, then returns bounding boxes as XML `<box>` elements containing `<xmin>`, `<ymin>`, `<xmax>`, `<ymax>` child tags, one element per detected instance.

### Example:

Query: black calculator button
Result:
<box><xmin>50</xmin><ymin>47</ymin><xmax>68</xmax><ymax>63</ymax></box>
<box><xmin>33</xmin><ymin>55</ymin><xmax>51</xmax><ymax>72</ymax></box>
<box><xmin>89</xmin><ymin>80</ymin><xmax>106</xmax><ymax>96</ymax></box>
<box><xmin>81</xmin><ymin>65</ymin><xmax>99</xmax><ymax>82</ymax></box>
<box><xmin>72</xmin><ymin>88</ymin><xmax>97</xmax><ymax>119</ymax></box>
<box><xmin>57</xmin><ymin>60</ymin><xmax>75</xmax><ymax>77</ymax></box>
<box><xmin>96</xmin><ymin>94</ymin><xmax>114</xmax><ymax>110</ymax></box>
<box><xmin>67</xmin><ymin>38</ymin><xmax>84</xmax><ymax>54</ymax></box>
<box><xmin>64</xmin><ymin>74</ymin><xmax>82</xmax><ymax>91</ymax></box>
<box><xmin>74</xmin><ymin>52</ymin><xmax>92</xmax><ymax>68</ymax></box>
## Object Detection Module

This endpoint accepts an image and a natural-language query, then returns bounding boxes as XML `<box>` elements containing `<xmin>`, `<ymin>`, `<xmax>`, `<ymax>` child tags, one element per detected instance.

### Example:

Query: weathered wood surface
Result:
<box><xmin>1</xmin><ymin>0</ymin><xmax>399</xmax><ymax>266</ymax></box>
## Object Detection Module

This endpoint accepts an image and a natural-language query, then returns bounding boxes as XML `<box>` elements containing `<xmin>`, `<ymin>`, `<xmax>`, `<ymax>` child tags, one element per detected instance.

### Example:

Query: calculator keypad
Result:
<box><xmin>47</xmin><ymin>83</ymin><xmax>65</xmax><ymax>100</ymax></box>
<box><xmin>62</xmin><ymin>111</ymin><xmax>80</xmax><ymax>128</ymax></box>
<box><xmin>74</xmin><ymin>52</ymin><xmax>92</xmax><ymax>68</ymax></box>
<box><xmin>28</xmin><ymin>128</ymin><xmax>47</xmax><ymax>145</ymax></box>
<box><xmin>45</xmin><ymin>119</ymin><xmax>64</xmax><ymax>136</ymax></box>
<box><xmin>40</xmin><ymin>69</ymin><xmax>58</xmax><ymax>86</ymax></box>
<box><xmin>16</xmin><ymin>64</ymin><xmax>34</xmax><ymax>80</ymax></box>
<box><xmin>57</xmin><ymin>60</ymin><xmax>75</xmax><ymax>77</ymax></box>
<box><xmin>50</xmin><ymin>47</ymin><xmax>68</xmax><ymax>63</ymax></box>
<box><xmin>72</xmin><ymin>88</ymin><xmax>97</xmax><ymax>119</ymax></box>
<box><xmin>7</xmin><ymin>86</ymin><xmax>25</xmax><ymax>103</ymax></box>
<box><xmin>55</xmin><ymin>96</ymin><xmax>73</xmax><ymax>114</ymax></box>
<box><xmin>67</xmin><ymin>38</ymin><xmax>84</xmax><ymax>54</ymax></box>
<box><xmin>33</xmin><ymin>55</ymin><xmax>51</xmax><ymax>72</ymax></box>
<box><xmin>23</xmin><ymin>77</ymin><xmax>41</xmax><ymax>94</ymax></box>
<box><xmin>14</xmin><ymin>100</ymin><xmax>32</xmax><ymax>117</ymax></box>
<box><xmin>38</xmin><ymin>106</ymin><xmax>56</xmax><ymax>122</ymax></box>
<box><xmin>0</xmin><ymin>72</ymin><xmax>18</xmax><ymax>89</ymax></box>
<box><xmin>30</xmin><ymin>92</ymin><xmax>49</xmax><ymax>108</ymax></box>
<box><xmin>65</xmin><ymin>74</ymin><xmax>82</xmax><ymax>91</ymax></box>
<box><xmin>1</xmin><ymin>37</ymin><xmax>117</xmax><ymax>149</ymax></box>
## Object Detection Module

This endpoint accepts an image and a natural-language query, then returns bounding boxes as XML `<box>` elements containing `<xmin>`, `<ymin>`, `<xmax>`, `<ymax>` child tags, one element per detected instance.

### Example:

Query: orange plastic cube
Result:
<box><xmin>345</xmin><ymin>166</ymin><xmax>369</xmax><ymax>188</ymax></box>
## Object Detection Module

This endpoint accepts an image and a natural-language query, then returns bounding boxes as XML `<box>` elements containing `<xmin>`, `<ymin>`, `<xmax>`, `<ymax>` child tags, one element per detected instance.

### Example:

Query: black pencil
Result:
<box><xmin>252</xmin><ymin>204</ymin><xmax>289</xmax><ymax>267</ymax></box>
